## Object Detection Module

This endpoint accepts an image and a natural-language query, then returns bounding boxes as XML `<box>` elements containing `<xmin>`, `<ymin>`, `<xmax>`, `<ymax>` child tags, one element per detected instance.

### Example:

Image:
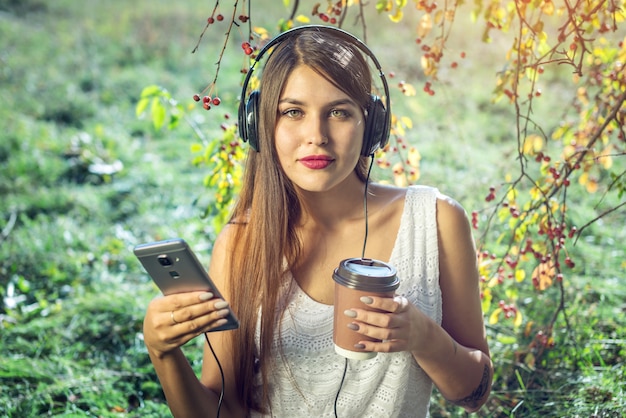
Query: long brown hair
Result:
<box><xmin>227</xmin><ymin>27</ymin><xmax>374</xmax><ymax>413</ymax></box>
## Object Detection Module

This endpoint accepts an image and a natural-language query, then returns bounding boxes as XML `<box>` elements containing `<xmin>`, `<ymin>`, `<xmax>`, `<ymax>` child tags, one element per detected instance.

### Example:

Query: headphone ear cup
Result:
<box><xmin>241</xmin><ymin>90</ymin><xmax>260</xmax><ymax>151</ymax></box>
<box><xmin>362</xmin><ymin>95</ymin><xmax>389</xmax><ymax>156</ymax></box>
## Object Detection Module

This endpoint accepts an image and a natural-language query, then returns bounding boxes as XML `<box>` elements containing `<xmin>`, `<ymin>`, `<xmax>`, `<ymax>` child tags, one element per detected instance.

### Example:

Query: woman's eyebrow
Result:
<box><xmin>278</xmin><ymin>98</ymin><xmax>359</xmax><ymax>108</ymax></box>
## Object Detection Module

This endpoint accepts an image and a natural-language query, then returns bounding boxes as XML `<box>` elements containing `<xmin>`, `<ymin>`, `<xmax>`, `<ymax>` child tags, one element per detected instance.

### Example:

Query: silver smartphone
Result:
<box><xmin>134</xmin><ymin>238</ymin><xmax>239</xmax><ymax>332</ymax></box>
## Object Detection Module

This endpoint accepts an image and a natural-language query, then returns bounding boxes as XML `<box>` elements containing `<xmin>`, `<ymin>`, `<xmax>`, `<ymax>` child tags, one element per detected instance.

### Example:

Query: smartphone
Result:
<box><xmin>133</xmin><ymin>238</ymin><xmax>239</xmax><ymax>332</ymax></box>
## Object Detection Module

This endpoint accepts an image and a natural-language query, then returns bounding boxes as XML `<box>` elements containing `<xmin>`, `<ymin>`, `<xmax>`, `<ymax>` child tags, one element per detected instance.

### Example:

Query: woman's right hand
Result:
<box><xmin>142</xmin><ymin>291</ymin><xmax>232</xmax><ymax>358</ymax></box>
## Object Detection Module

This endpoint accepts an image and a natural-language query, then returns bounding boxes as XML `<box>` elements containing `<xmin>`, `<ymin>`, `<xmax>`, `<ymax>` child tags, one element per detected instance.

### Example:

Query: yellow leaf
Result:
<box><xmin>532</xmin><ymin>260</ymin><xmax>555</xmax><ymax>290</ymax></box>
<box><xmin>434</xmin><ymin>10</ymin><xmax>444</xmax><ymax>25</ymax></box>
<box><xmin>523</xmin><ymin>134</ymin><xmax>544</xmax><ymax>155</ymax></box>
<box><xmin>513</xmin><ymin>310</ymin><xmax>523</xmax><ymax>327</ymax></box>
<box><xmin>389</xmin><ymin>9</ymin><xmax>404</xmax><ymax>22</ymax></box>
<box><xmin>507</xmin><ymin>188</ymin><xmax>518</xmax><ymax>202</ymax></box>
<box><xmin>599</xmin><ymin>145</ymin><xmax>613</xmax><ymax>169</ymax></box>
<box><xmin>295</xmin><ymin>15</ymin><xmax>310</xmax><ymax>23</ymax></box>
<box><xmin>524</xmin><ymin>321</ymin><xmax>534</xmax><ymax>337</ymax></box>
<box><xmin>542</xmin><ymin>1</ymin><xmax>555</xmax><ymax>15</ymax></box>
<box><xmin>408</xmin><ymin>147</ymin><xmax>421</xmax><ymax>167</ymax></box>
<box><xmin>515</xmin><ymin>269</ymin><xmax>526</xmax><ymax>282</ymax></box>
<box><xmin>401</xmin><ymin>83</ymin><xmax>416</xmax><ymax>96</ymax></box>
<box><xmin>190</xmin><ymin>143</ymin><xmax>203</xmax><ymax>153</ymax></box>
<box><xmin>586</xmin><ymin>178</ymin><xmax>599</xmax><ymax>193</ymax></box>
<box><xmin>489</xmin><ymin>308</ymin><xmax>502</xmax><ymax>325</ymax></box>
<box><xmin>253</xmin><ymin>27</ymin><xmax>270</xmax><ymax>40</ymax></box>
<box><xmin>401</xmin><ymin>116</ymin><xmax>413</xmax><ymax>129</ymax></box>
<box><xmin>417</xmin><ymin>13</ymin><xmax>432</xmax><ymax>36</ymax></box>
<box><xmin>393</xmin><ymin>171</ymin><xmax>408</xmax><ymax>187</ymax></box>
<box><xmin>421</xmin><ymin>55</ymin><xmax>434</xmax><ymax>75</ymax></box>
<box><xmin>407</xmin><ymin>167</ymin><xmax>420</xmax><ymax>182</ymax></box>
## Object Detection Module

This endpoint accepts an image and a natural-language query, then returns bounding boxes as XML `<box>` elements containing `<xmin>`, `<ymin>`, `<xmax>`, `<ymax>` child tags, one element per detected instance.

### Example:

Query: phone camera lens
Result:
<box><xmin>157</xmin><ymin>255</ymin><xmax>173</xmax><ymax>266</ymax></box>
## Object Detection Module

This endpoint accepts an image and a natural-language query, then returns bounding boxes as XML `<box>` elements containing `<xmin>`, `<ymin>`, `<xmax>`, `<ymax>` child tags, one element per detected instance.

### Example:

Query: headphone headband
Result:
<box><xmin>238</xmin><ymin>25</ymin><xmax>391</xmax><ymax>155</ymax></box>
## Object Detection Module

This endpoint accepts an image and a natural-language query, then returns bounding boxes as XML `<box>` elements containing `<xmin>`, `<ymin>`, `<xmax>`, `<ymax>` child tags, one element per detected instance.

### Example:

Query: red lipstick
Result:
<box><xmin>299</xmin><ymin>155</ymin><xmax>334</xmax><ymax>169</ymax></box>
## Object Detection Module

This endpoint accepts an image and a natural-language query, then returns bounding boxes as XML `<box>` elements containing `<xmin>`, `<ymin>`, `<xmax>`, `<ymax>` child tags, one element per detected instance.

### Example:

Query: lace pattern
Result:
<box><xmin>251</xmin><ymin>185</ymin><xmax>442</xmax><ymax>417</ymax></box>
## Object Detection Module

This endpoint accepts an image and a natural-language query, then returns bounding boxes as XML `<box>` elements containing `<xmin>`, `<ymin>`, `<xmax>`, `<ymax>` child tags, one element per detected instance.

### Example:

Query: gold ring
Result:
<box><xmin>170</xmin><ymin>311</ymin><xmax>179</xmax><ymax>325</ymax></box>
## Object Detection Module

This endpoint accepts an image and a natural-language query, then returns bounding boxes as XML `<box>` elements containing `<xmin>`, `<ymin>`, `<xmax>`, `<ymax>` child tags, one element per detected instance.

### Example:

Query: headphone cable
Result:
<box><xmin>333</xmin><ymin>357</ymin><xmax>349</xmax><ymax>418</ymax></box>
<box><xmin>204</xmin><ymin>333</ymin><xmax>225</xmax><ymax>418</ymax></box>
<box><xmin>361</xmin><ymin>156</ymin><xmax>375</xmax><ymax>259</ymax></box>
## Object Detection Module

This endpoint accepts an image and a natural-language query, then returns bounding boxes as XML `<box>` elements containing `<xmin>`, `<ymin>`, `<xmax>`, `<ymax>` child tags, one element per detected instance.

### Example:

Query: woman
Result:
<box><xmin>143</xmin><ymin>26</ymin><xmax>493</xmax><ymax>417</ymax></box>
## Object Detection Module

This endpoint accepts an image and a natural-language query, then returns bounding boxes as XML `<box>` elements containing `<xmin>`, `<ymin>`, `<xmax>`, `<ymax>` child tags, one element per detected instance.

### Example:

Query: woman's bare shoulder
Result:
<box><xmin>208</xmin><ymin>222</ymin><xmax>245</xmax><ymax>288</ymax></box>
<box><xmin>434</xmin><ymin>191</ymin><xmax>468</xmax><ymax>219</ymax></box>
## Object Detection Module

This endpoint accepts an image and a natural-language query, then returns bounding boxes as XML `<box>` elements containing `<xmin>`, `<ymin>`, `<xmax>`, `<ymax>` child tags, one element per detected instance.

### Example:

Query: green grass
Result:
<box><xmin>1</xmin><ymin>0</ymin><xmax>625</xmax><ymax>417</ymax></box>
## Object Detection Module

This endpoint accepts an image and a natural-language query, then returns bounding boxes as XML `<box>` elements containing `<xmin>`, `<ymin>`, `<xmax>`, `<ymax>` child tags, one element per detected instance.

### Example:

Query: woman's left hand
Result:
<box><xmin>345</xmin><ymin>295</ymin><xmax>429</xmax><ymax>353</ymax></box>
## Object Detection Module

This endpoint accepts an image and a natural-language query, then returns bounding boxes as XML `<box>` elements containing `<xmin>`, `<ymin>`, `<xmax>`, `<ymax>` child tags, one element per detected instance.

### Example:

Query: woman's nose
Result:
<box><xmin>306</xmin><ymin>116</ymin><xmax>328</xmax><ymax>146</ymax></box>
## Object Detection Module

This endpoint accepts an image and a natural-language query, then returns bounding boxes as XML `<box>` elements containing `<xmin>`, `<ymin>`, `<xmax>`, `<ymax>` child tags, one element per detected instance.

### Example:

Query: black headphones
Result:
<box><xmin>237</xmin><ymin>25</ymin><xmax>391</xmax><ymax>156</ymax></box>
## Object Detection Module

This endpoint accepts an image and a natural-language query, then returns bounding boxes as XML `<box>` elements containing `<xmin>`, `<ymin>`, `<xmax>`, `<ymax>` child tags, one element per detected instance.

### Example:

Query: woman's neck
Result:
<box><xmin>297</xmin><ymin>179</ymin><xmax>370</xmax><ymax>230</ymax></box>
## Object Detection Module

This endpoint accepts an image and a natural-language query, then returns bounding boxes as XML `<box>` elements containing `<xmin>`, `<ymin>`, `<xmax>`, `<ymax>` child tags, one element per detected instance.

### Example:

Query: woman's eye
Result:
<box><xmin>281</xmin><ymin>109</ymin><xmax>302</xmax><ymax>118</ymax></box>
<box><xmin>330</xmin><ymin>109</ymin><xmax>349</xmax><ymax>118</ymax></box>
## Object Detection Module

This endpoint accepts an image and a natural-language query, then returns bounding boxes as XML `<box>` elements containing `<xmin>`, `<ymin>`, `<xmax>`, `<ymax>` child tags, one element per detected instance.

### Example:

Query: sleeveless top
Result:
<box><xmin>251</xmin><ymin>185</ymin><xmax>442</xmax><ymax>417</ymax></box>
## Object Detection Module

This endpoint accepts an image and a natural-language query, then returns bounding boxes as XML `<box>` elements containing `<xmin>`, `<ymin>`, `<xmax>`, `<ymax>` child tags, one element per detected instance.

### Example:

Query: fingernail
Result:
<box><xmin>354</xmin><ymin>343</ymin><xmax>366</xmax><ymax>349</ymax></box>
<box><xmin>344</xmin><ymin>309</ymin><xmax>357</xmax><ymax>318</ymax></box>
<box><xmin>214</xmin><ymin>300</ymin><xmax>229</xmax><ymax>309</ymax></box>
<box><xmin>347</xmin><ymin>323</ymin><xmax>359</xmax><ymax>331</ymax></box>
<box><xmin>199</xmin><ymin>292</ymin><xmax>214</xmax><ymax>301</ymax></box>
<box><xmin>216</xmin><ymin>308</ymin><xmax>230</xmax><ymax>317</ymax></box>
<box><xmin>213</xmin><ymin>319</ymin><xmax>228</xmax><ymax>327</ymax></box>
<box><xmin>360</xmin><ymin>296</ymin><xmax>373</xmax><ymax>305</ymax></box>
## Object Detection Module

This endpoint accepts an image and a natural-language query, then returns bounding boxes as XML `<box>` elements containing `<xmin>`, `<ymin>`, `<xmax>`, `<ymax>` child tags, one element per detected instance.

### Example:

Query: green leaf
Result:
<box><xmin>151</xmin><ymin>97</ymin><xmax>166</xmax><ymax>130</ymax></box>
<box><xmin>140</xmin><ymin>84</ymin><xmax>163</xmax><ymax>98</ymax></box>
<box><xmin>497</xmin><ymin>335</ymin><xmax>517</xmax><ymax>344</ymax></box>
<box><xmin>135</xmin><ymin>97</ymin><xmax>150</xmax><ymax>118</ymax></box>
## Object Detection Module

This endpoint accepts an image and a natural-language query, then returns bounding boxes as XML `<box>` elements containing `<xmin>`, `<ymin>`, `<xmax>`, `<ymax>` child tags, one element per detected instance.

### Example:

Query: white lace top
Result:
<box><xmin>251</xmin><ymin>185</ymin><xmax>442</xmax><ymax>417</ymax></box>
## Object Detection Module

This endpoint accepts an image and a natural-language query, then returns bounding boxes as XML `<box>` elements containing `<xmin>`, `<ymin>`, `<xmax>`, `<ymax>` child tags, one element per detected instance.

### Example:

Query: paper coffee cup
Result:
<box><xmin>333</xmin><ymin>258</ymin><xmax>399</xmax><ymax>360</ymax></box>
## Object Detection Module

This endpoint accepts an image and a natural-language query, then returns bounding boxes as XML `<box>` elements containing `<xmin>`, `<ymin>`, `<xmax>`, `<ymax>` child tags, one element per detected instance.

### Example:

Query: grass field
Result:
<box><xmin>1</xmin><ymin>0</ymin><xmax>624</xmax><ymax>417</ymax></box>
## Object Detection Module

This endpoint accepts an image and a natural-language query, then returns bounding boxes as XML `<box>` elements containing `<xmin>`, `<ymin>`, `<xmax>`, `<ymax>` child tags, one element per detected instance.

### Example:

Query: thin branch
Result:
<box><xmin>574</xmin><ymin>200</ymin><xmax>626</xmax><ymax>242</ymax></box>
<box><xmin>288</xmin><ymin>0</ymin><xmax>299</xmax><ymax>21</ymax></box>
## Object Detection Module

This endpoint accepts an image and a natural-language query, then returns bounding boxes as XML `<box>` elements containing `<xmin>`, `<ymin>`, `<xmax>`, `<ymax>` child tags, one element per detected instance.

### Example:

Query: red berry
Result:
<box><xmin>203</xmin><ymin>102</ymin><xmax>211</xmax><ymax>110</ymax></box>
<box><xmin>193</xmin><ymin>94</ymin><xmax>201</xmax><ymax>102</ymax></box>
<box><xmin>202</xmin><ymin>96</ymin><xmax>211</xmax><ymax>104</ymax></box>
<box><xmin>212</xmin><ymin>97</ymin><xmax>221</xmax><ymax>106</ymax></box>
<box><xmin>216</xmin><ymin>14</ymin><xmax>224</xmax><ymax>21</ymax></box>
<box><xmin>207</xmin><ymin>17</ymin><xmax>215</xmax><ymax>24</ymax></box>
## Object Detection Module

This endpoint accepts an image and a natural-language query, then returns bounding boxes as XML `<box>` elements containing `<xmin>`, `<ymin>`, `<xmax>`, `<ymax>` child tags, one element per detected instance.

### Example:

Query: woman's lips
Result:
<box><xmin>299</xmin><ymin>155</ymin><xmax>334</xmax><ymax>169</ymax></box>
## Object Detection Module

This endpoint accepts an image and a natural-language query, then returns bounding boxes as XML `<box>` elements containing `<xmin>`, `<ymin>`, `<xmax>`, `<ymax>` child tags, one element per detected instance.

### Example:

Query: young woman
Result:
<box><xmin>142</xmin><ymin>26</ymin><xmax>493</xmax><ymax>417</ymax></box>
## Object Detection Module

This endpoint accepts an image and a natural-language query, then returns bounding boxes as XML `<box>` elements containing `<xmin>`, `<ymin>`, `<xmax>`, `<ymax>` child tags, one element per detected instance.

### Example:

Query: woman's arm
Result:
<box><xmin>142</xmin><ymin>224</ymin><xmax>245</xmax><ymax>418</ymax></box>
<box><xmin>199</xmin><ymin>224</ymin><xmax>247</xmax><ymax>417</ymax></box>
<box><xmin>348</xmin><ymin>194</ymin><xmax>493</xmax><ymax>412</ymax></box>
<box><xmin>412</xmin><ymin>194</ymin><xmax>492</xmax><ymax>411</ymax></box>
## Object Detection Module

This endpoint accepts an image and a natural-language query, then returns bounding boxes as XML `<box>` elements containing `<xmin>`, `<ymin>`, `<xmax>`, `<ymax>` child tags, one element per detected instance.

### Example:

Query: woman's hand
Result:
<box><xmin>143</xmin><ymin>291</ymin><xmax>232</xmax><ymax>358</ymax></box>
<box><xmin>344</xmin><ymin>295</ymin><xmax>429</xmax><ymax>354</ymax></box>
